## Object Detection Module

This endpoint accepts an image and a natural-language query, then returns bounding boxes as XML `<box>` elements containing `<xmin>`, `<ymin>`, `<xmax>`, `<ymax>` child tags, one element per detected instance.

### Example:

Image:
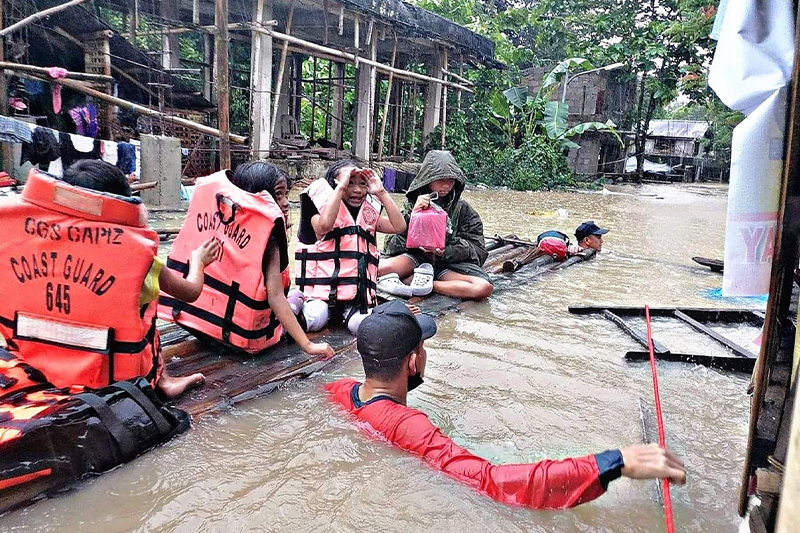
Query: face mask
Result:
<box><xmin>407</xmin><ymin>372</ymin><xmax>424</xmax><ymax>392</ymax></box>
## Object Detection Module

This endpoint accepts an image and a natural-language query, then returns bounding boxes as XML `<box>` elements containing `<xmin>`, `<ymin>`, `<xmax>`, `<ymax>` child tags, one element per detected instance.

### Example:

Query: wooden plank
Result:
<box><xmin>602</xmin><ymin>310</ymin><xmax>670</xmax><ymax>353</ymax></box>
<box><xmin>673</xmin><ymin>310</ymin><xmax>756</xmax><ymax>359</ymax></box>
<box><xmin>0</xmin><ymin>0</ymin><xmax>90</xmax><ymax>37</ymax></box>
<box><xmin>625</xmin><ymin>351</ymin><xmax>756</xmax><ymax>373</ymax></box>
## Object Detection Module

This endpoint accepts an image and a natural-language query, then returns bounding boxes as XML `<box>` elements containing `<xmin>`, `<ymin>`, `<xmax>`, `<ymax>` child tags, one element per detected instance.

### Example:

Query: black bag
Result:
<box><xmin>0</xmin><ymin>377</ymin><xmax>190</xmax><ymax>513</ymax></box>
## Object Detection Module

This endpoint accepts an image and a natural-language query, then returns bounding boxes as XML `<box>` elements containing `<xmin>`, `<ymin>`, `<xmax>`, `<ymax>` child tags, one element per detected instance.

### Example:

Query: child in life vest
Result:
<box><xmin>61</xmin><ymin>160</ymin><xmax>216</xmax><ymax>398</ymax></box>
<box><xmin>228</xmin><ymin>162</ymin><xmax>334</xmax><ymax>359</ymax></box>
<box><xmin>293</xmin><ymin>160</ymin><xmax>406</xmax><ymax>334</ymax></box>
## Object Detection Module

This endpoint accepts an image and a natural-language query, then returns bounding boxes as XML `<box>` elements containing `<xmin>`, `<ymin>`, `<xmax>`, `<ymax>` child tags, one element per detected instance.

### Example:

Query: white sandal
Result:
<box><xmin>377</xmin><ymin>273</ymin><xmax>414</xmax><ymax>298</ymax></box>
<box><xmin>409</xmin><ymin>263</ymin><xmax>434</xmax><ymax>297</ymax></box>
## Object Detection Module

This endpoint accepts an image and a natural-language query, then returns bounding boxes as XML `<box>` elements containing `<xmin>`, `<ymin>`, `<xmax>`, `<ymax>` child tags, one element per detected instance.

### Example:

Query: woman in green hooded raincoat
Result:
<box><xmin>379</xmin><ymin>151</ymin><xmax>494</xmax><ymax>301</ymax></box>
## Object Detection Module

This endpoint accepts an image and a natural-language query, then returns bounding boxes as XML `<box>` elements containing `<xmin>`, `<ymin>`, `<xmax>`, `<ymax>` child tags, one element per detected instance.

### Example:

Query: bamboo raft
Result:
<box><xmin>164</xmin><ymin>235</ymin><xmax>597</xmax><ymax>417</ymax></box>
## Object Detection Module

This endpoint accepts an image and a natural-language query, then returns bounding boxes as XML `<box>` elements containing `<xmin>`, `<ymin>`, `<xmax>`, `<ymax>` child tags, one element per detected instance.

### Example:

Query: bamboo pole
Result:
<box><xmin>442</xmin><ymin>67</ymin><xmax>473</xmax><ymax>86</ymax></box>
<box><xmin>0</xmin><ymin>61</ymin><xmax>114</xmax><ymax>82</ymax></box>
<box><xmin>0</xmin><ymin>1</ymin><xmax>11</xmax><ymax>176</ymax></box>
<box><xmin>249</xmin><ymin>26</ymin><xmax>473</xmax><ymax>93</ymax></box>
<box><xmin>410</xmin><ymin>82</ymin><xmax>418</xmax><ymax>158</ymax></box>
<box><xmin>440</xmin><ymin>49</ymin><xmax>448</xmax><ymax>149</ymax></box>
<box><xmin>215</xmin><ymin>0</ymin><xmax>231</xmax><ymax>169</ymax></box>
<box><xmin>269</xmin><ymin>1</ymin><xmax>295</xmax><ymax>145</ymax></box>
<box><xmin>377</xmin><ymin>33</ymin><xmax>397</xmax><ymax>160</ymax></box>
<box><xmin>456</xmin><ymin>55</ymin><xmax>463</xmax><ymax>111</ymax></box>
<box><xmin>37</xmin><ymin>75</ymin><xmax>246</xmax><ymax>143</ymax></box>
<box><xmin>0</xmin><ymin>0</ymin><xmax>91</xmax><ymax>37</ymax></box>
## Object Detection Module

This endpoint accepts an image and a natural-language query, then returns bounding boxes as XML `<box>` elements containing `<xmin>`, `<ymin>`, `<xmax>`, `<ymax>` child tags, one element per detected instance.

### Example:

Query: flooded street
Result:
<box><xmin>0</xmin><ymin>183</ymin><xmax>756</xmax><ymax>532</ymax></box>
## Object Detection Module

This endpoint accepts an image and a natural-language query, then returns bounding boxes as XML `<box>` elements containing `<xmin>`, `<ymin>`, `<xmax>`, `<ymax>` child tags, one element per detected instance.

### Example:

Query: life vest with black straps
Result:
<box><xmin>0</xmin><ymin>169</ymin><xmax>160</xmax><ymax>389</ymax></box>
<box><xmin>0</xmin><ymin>365</ymin><xmax>189</xmax><ymax>514</ymax></box>
<box><xmin>294</xmin><ymin>178</ymin><xmax>381</xmax><ymax>312</ymax></box>
<box><xmin>158</xmin><ymin>171</ymin><xmax>289</xmax><ymax>354</ymax></box>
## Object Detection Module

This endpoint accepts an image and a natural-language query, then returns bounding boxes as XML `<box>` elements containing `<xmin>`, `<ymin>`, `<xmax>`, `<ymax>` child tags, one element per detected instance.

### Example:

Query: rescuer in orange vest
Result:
<box><xmin>60</xmin><ymin>160</ymin><xmax>218</xmax><ymax>398</ymax></box>
<box><xmin>293</xmin><ymin>160</ymin><xmax>407</xmax><ymax>334</ymax></box>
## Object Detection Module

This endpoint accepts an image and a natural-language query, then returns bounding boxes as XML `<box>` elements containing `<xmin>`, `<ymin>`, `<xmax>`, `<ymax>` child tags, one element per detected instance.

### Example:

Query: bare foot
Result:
<box><xmin>157</xmin><ymin>372</ymin><xmax>205</xmax><ymax>399</ymax></box>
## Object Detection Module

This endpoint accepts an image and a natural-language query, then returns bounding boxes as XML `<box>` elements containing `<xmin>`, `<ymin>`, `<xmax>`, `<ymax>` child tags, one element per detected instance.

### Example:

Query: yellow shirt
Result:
<box><xmin>140</xmin><ymin>256</ymin><xmax>165</xmax><ymax>306</ymax></box>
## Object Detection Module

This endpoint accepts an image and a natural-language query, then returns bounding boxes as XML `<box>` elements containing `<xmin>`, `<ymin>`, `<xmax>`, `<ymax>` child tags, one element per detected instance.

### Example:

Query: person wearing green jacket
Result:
<box><xmin>378</xmin><ymin>150</ymin><xmax>493</xmax><ymax>301</ymax></box>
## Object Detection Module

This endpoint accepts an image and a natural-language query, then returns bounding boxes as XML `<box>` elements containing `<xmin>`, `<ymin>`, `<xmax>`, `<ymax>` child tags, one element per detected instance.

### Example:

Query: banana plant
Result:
<box><xmin>500</xmin><ymin>58</ymin><xmax>623</xmax><ymax>149</ymax></box>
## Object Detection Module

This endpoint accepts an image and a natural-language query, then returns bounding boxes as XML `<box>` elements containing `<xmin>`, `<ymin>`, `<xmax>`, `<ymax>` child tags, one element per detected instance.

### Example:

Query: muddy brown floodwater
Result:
<box><xmin>0</xmin><ymin>183</ymin><xmax>758</xmax><ymax>532</ymax></box>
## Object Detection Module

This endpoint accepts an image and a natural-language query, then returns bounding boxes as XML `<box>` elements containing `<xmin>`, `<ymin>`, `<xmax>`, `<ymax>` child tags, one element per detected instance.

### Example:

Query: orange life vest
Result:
<box><xmin>0</xmin><ymin>169</ymin><xmax>159</xmax><ymax>389</ymax></box>
<box><xmin>294</xmin><ymin>178</ymin><xmax>381</xmax><ymax>312</ymax></box>
<box><xmin>158</xmin><ymin>171</ymin><xmax>289</xmax><ymax>354</ymax></box>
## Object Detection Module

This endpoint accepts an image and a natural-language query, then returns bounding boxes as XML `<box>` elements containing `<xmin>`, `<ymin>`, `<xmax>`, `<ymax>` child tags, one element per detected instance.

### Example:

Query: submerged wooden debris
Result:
<box><xmin>569</xmin><ymin>305</ymin><xmax>762</xmax><ymax>372</ymax></box>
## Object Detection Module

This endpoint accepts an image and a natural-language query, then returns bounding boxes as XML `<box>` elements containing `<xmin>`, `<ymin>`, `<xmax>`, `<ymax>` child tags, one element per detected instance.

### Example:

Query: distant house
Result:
<box><xmin>524</xmin><ymin>67</ymin><xmax>637</xmax><ymax>177</ymax></box>
<box><xmin>628</xmin><ymin>119</ymin><xmax>720</xmax><ymax>182</ymax></box>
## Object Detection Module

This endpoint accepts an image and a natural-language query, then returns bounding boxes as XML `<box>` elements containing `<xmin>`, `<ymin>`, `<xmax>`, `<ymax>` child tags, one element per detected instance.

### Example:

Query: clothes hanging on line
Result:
<box><xmin>68</xmin><ymin>104</ymin><xmax>98</xmax><ymax>138</ymax></box>
<box><xmin>20</xmin><ymin>127</ymin><xmax>60</xmax><ymax>169</ymax></box>
<box><xmin>116</xmin><ymin>142</ymin><xmax>136</xmax><ymax>175</ymax></box>
<box><xmin>0</xmin><ymin>116</ymin><xmax>33</xmax><ymax>144</ymax></box>
<box><xmin>59</xmin><ymin>131</ymin><xmax>101</xmax><ymax>168</ymax></box>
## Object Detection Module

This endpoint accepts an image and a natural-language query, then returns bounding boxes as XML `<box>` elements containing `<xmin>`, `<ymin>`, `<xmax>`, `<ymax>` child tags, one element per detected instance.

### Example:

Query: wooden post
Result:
<box><xmin>250</xmin><ymin>0</ymin><xmax>273</xmax><ymax>158</ymax></box>
<box><xmin>390</xmin><ymin>79</ymin><xmax>402</xmax><ymax>156</ymax></box>
<box><xmin>269</xmin><ymin>1</ymin><xmax>294</xmax><ymax>144</ymax></box>
<box><xmin>203</xmin><ymin>33</ymin><xmax>214</xmax><ymax>103</ymax></box>
<box><xmin>354</xmin><ymin>15</ymin><xmax>359</xmax><ymax>50</ymax></box>
<box><xmin>128</xmin><ymin>0</ymin><xmax>139</xmax><ymax>40</ymax></box>
<box><xmin>410</xmin><ymin>81</ymin><xmax>418</xmax><ymax>159</ymax></box>
<box><xmin>422</xmin><ymin>48</ymin><xmax>443</xmax><ymax>151</ymax></box>
<box><xmin>456</xmin><ymin>54</ymin><xmax>463</xmax><ymax>111</ymax></box>
<box><xmin>83</xmin><ymin>31</ymin><xmax>115</xmax><ymax>140</ymax></box>
<box><xmin>215</xmin><ymin>0</ymin><xmax>231</xmax><ymax>169</ymax></box>
<box><xmin>354</xmin><ymin>36</ymin><xmax>376</xmax><ymax>159</ymax></box>
<box><xmin>310</xmin><ymin>55</ymin><xmax>317</xmax><ymax>139</ymax></box>
<box><xmin>331</xmin><ymin>62</ymin><xmax>345</xmax><ymax>148</ymax></box>
<box><xmin>325</xmin><ymin>59</ymin><xmax>332</xmax><ymax>139</ymax></box>
<box><xmin>0</xmin><ymin>0</ymin><xmax>11</xmax><ymax>176</ymax></box>
<box><xmin>193</xmin><ymin>0</ymin><xmax>201</xmax><ymax>24</ymax></box>
<box><xmin>160</xmin><ymin>0</ymin><xmax>180</xmax><ymax>70</ymax></box>
<box><xmin>377</xmin><ymin>34</ymin><xmax>397</xmax><ymax>160</ymax></box>
<box><xmin>440</xmin><ymin>48</ymin><xmax>448</xmax><ymax>149</ymax></box>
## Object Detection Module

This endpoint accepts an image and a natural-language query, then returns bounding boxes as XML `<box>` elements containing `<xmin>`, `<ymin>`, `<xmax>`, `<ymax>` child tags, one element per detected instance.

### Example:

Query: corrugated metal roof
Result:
<box><xmin>647</xmin><ymin>120</ymin><xmax>710</xmax><ymax>139</ymax></box>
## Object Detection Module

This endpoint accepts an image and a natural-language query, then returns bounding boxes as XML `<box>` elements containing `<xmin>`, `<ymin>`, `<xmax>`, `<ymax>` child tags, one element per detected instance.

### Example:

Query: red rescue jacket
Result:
<box><xmin>158</xmin><ymin>171</ymin><xmax>290</xmax><ymax>353</ymax></box>
<box><xmin>295</xmin><ymin>179</ymin><xmax>381</xmax><ymax>312</ymax></box>
<box><xmin>326</xmin><ymin>379</ymin><xmax>608</xmax><ymax>510</ymax></box>
<box><xmin>0</xmin><ymin>169</ymin><xmax>160</xmax><ymax>388</ymax></box>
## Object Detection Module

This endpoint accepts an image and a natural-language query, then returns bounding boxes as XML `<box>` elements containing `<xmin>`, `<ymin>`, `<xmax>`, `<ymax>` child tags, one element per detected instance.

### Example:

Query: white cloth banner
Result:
<box><xmin>708</xmin><ymin>0</ymin><xmax>795</xmax><ymax>296</ymax></box>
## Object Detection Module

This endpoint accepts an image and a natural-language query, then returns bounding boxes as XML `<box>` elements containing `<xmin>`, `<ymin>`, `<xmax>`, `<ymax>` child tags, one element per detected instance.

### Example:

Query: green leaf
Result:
<box><xmin>543</xmin><ymin>101</ymin><xmax>569</xmax><ymax>139</ymax></box>
<box><xmin>538</xmin><ymin>58</ymin><xmax>594</xmax><ymax>101</ymax></box>
<box><xmin>489</xmin><ymin>90</ymin><xmax>510</xmax><ymax>119</ymax></box>
<box><xmin>562</xmin><ymin>139</ymin><xmax>581</xmax><ymax>149</ymax></box>
<box><xmin>503</xmin><ymin>86</ymin><xmax>529</xmax><ymax>109</ymax></box>
<box><xmin>562</xmin><ymin>121</ymin><xmax>624</xmax><ymax>147</ymax></box>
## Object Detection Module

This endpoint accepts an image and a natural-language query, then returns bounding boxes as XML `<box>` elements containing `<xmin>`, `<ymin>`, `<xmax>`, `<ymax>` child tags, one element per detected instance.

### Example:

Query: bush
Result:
<box><xmin>477</xmin><ymin>137</ymin><xmax>573</xmax><ymax>190</ymax></box>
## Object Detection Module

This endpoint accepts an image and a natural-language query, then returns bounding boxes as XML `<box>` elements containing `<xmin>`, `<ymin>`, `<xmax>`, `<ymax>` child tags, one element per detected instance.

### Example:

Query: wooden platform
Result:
<box><xmin>163</xmin><ymin>237</ymin><xmax>596</xmax><ymax>416</ymax></box>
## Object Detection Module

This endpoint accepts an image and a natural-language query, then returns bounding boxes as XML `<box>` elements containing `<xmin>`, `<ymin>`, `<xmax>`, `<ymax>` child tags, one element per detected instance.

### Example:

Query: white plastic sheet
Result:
<box><xmin>708</xmin><ymin>0</ymin><xmax>795</xmax><ymax>296</ymax></box>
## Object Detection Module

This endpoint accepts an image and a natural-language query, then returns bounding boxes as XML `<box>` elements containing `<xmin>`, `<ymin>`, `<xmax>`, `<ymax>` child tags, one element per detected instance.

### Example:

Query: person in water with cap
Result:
<box><xmin>573</xmin><ymin>220</ymin><xmax>610</xmax><ymax>253</ymax></box>
<box><xmin>326</xmin><ymin>300</ymin><xmax>686</xmax><ymax>510</ymax></box>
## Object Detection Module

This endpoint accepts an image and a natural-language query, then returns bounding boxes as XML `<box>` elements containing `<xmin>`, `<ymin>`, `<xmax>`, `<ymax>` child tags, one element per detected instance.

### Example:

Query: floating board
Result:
<box><xmin>692</xmin><ymin>256</ymin><xmax>724</xmax><ymax>273</ymax></box>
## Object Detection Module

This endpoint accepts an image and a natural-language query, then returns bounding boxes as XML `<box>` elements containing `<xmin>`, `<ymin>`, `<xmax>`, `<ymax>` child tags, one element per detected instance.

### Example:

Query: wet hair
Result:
<box><xmin>231</xmin><ymin>161</ymin><xmax>291</xmax><ymax>199</ymax></box>
<box><xmin>324</xmin><ymin>159</ymin><xmax>358</xmax><ymax>188</ymax></box>
<box><xmin>62</xmin><ymin>159</ymin><xmax>131</xmax><ymax>197</ymax></box>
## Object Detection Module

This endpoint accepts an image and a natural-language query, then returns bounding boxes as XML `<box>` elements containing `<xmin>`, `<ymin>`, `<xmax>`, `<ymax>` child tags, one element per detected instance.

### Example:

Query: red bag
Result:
<box><xmin>538</xmin><ymin>237</ymin><xmax>568</xmax><ymax>260</ymax></box>
<box><xmin>407</xmin><ymin>204</ymin><xmax>448</xmax><ymax>250</ymax></box>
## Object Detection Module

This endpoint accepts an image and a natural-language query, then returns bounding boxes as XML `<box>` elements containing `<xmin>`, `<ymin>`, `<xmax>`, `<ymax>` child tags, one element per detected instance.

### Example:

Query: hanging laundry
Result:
<box><xmin>20</xmin><ymin>127</ymin><xmax>59</xmax><ymax>169</ymax></box>
<box><xmin>0</xmin><ymin>116</ymin><xmax>32</xmax><ymax>144</ymax></box>
<box><xmin>383</xmin><ymin>167</ymin><xmax>397</xmax><ymax>192</ymax></box>
<box><xmin>116</xmin><ymin>142</ymin><xmax>137</xmax><ymax>175</ymax></box>
<box><xmin>59</xmin><ymin>131</ymin><xmax>101</xmax><ymax>168</ymax></box>
<box><xmin>67</xmin><ymin>104</ymin><xmax>98</xmax><ymax>137</ymax></box>
<box><xmin>47</xmin><ymin>67</ymin><xmax>68</xmax><ymax>114</ymax></box>
<box><xmin>101</xmin><ymin>140</ymin><xmax>118</xmax><ymax>166</ymax></box>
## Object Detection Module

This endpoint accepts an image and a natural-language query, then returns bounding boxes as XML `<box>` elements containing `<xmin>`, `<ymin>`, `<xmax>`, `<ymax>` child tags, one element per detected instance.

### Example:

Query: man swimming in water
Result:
<box><xmin>326</xmin><ymin>299</ymin><xmax>686</xmax><ymax>510</ymax></box>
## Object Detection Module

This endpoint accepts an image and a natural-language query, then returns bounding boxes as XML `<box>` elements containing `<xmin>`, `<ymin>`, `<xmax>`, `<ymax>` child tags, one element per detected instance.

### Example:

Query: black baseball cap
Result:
<box><xmin>575</xmin><ymin>221</ymin><xmax>610</xmax><ymax>242</ymax></box>
<box><xmin>357</xmin><ymin>300</ymin><xmax>437</xmax><ymax>362</ymax></box>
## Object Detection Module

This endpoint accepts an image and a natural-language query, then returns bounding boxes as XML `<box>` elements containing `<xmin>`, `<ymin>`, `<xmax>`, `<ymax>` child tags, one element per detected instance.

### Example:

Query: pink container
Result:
<box><xmin>407</xmin><ymin>204</ymin><xmax>448</xmax><ymax>250</ymax></box>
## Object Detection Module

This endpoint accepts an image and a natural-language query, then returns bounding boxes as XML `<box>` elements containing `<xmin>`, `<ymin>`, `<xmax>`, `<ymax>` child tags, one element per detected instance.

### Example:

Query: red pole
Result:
<box><xmin>645</xmin><ymin>305</ymin><xmax>675</xmax><ymax>533</ymax></box>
